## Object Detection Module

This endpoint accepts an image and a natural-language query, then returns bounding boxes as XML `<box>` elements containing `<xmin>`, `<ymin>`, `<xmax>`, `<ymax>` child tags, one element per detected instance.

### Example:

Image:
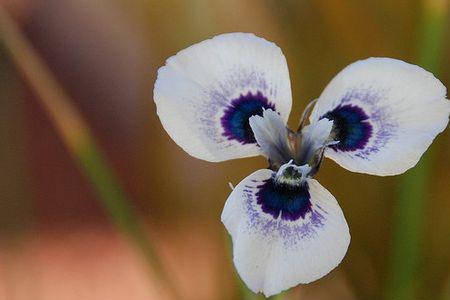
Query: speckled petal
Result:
<box><xmin>221</xmin><ymin>169</ymin><xmax>350</xmax><ymax>297</ymax></box>
<box><xmin>154</xmin><ymin>33</ymin><xmax>292</xmax><ymax>162</ymax></box>
<box><xmin>310</xmin><ymin>57</ymin><xmax>450</xmax><ymax>175</ymax></box>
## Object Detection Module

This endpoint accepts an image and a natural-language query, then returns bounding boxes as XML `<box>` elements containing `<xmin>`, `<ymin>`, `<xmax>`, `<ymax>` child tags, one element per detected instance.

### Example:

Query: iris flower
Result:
<box><xmin>153</xmin><ymin>33</ymin><xmax>450</xmax><ymax>297</ymax></box>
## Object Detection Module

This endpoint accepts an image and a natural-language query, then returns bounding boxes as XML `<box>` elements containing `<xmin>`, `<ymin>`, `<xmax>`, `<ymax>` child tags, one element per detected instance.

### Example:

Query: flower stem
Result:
<box><xmin>0</xmin><ymin>5</ymin><xmax>179</xmax><ymax>299</ymax></box>
<box><xmin>297</xmin><ymin>98</ymin><xmax>318</xmax><ymax>131</ymax></box>
<box><xmin>384</xmin><ymin>1</ymin><xmax>448</xmax><ymax>299</ymax></box>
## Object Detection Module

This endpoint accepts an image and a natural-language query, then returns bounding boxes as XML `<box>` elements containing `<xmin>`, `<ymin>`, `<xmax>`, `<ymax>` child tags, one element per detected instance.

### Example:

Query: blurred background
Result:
<box><xmin>0</xmin><ymin>0</ymin><xmax>449</xmax><ymax>299</ymax></box>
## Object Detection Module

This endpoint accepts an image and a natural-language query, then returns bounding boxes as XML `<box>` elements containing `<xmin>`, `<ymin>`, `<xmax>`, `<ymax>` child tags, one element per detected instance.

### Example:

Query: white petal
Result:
<box><xmin>298</xmin><ymin>118</ymin><xmax>334</xmax><ymax>162</ymax></box>
<box><xmin>310</xmin><ymin>57</ymin><xmax>450</xmax><ymax>175</ymax></box>
<box><xmin>221</xmin><ymin>170</ymin><xmax>350</xmax><ymax>297</ymax></box>
<box><xmin>154</xmin><ymin>33</ymin><xmax>292</xmax><ymax>162</ymax></box>
<box><xmin>249</xmin><ymin>109</ymin><xmax>292</xmax><ymax>164</ymax></box>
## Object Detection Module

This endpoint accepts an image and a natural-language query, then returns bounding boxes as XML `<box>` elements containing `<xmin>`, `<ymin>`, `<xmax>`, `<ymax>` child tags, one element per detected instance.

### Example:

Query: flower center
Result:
<box><xmin>256</xmin><ymin>162</ymin><xmax>312</xmax><ymax>221</ymax></box>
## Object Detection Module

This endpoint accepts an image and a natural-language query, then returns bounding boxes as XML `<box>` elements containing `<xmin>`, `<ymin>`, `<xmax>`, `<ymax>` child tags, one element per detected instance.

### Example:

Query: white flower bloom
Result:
<box><xmin>153</xmin><ymin>32</ymin><xmax>450</xmax><ymax>297</ymax></box>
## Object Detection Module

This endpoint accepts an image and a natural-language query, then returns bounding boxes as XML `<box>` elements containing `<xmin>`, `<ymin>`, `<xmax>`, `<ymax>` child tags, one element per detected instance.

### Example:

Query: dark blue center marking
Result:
<box><xmin>321</xmin><ymin>104</ymin><xmax>372</xmax><ymax>152</ymax></box>
<box><xmin>256</xmin><ymin>178</ymin><xmax>311</xmax><ymax>221</ymax></box>
<box><xmin>221</xmin><ymin>92</ymin><xmax>275</xmax><ymax>144</ymax></box>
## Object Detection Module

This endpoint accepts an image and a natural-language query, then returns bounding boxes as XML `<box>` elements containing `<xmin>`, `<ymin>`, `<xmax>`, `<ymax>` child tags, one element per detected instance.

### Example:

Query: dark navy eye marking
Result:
<box><xmin>255</xmin><ymin>177</ymin><xmax>312</xmax><ymax>221</ymax></box>
<box><xmin>221</xmin><ymin>91</ymin><xmax>275</xmax><ymax>144</ymax></box>
<box><xmin>321</xmin><ymin>104</ymin><xmax>373</xmax><ymax>152</ymax></box>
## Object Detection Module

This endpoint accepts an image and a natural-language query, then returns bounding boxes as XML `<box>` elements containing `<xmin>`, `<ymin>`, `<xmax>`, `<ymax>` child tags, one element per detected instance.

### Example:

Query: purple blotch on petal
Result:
<box><xmin>322</xmin><ymin>104</ymin><xmax>373</xmax><ymax>152</ymax></box>
<box><xmin>255</xmin><ymin>177</ymin><xmax>312</xmax><ymax>221</ymax></box>
<box><xmin>221</xmin><ymin>91</ymin><xmax>275</xmax><ymax>144</ymax></box>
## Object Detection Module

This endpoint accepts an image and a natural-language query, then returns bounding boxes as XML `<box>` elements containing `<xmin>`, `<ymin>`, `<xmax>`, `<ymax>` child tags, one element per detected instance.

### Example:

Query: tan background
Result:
<box><xmin>0</xmin><ymin>0</ymin><xmax>449</xmax><ymax>299</ymax></box>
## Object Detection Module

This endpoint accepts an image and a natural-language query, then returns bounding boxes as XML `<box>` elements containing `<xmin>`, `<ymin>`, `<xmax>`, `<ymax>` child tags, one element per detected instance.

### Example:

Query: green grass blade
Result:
<box><xmin>0</xmin><ymin>6</ymin><xmax>179</xmax><ymax>298</ymax></box>
<box><xmin>384</xmin><ymin>1</ymin><xmax>448</xmax><ymax>299</ymax></box>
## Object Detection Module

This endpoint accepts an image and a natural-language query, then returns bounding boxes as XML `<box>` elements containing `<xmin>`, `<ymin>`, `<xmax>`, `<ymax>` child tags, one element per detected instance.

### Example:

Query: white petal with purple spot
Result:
<box><xmin>154</xmin><ymin>33</ymin><xmax>292</xmax><ymax>162</ymax></box>
<box><xmin>221</xmin><ymin>169</ymin><xmax>350</xmax><ymax>297</ymax></box>
<box><xmin>310</xmin><ymin>57</ymin><xmax>450</xmax><ymax>176</ymax></box>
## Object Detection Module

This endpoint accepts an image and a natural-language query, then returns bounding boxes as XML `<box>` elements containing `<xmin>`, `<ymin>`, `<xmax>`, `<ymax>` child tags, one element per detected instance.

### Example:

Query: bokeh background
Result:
<box><xmin>0</xmin><ymin>0</ymin><xmax>449</xmax><ymax>299</ymax></box>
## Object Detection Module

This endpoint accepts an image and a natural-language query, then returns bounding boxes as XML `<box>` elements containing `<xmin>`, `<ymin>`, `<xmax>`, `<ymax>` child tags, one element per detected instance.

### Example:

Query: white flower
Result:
<box><xmin>153</xmin><ymin>32</ymin><xmax>450</xmax><ymax>297</ymax></box>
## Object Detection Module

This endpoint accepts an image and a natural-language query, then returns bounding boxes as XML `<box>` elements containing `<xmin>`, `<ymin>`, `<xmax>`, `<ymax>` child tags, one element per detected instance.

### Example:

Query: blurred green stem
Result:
<box><xmin>384</xmin><ymin>1</ymin><xmax>448</xmax><ymax>299</ymax></box>
<box><xmin>0</xmin><ymin>5</ymin><xmax>179</xmax><ymax>299</ymax></box>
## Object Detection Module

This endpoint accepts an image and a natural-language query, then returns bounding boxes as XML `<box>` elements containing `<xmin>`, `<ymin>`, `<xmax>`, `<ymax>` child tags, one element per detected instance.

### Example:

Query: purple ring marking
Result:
<box><xmin>321</xmin><ymin>104</ymin><xmax>373</xmax><ymax>152</ymax></box>
<box><xmin>255</xmin><ymin>177</ymin><xmax>312</xmax><ymax>221</ymax></box>
<box><xmin>221</xmin><ymin>91</ymin><xmax>275</xmax><ymax>144</ymax></box>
